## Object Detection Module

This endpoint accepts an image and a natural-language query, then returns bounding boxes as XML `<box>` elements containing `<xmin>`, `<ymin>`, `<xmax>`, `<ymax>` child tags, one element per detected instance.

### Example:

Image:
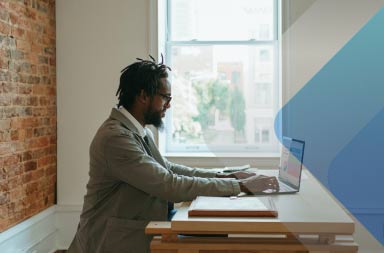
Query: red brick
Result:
<box><xmin>1</xmin><ymin>82</ymin><xmax>17</xmax><ymax>93</ymax></box>
<box><xmin>32</xmin><ymin>84</ymin><xmax>45</xmax><ymax>95</ymax></box>
<box><xmin>12</xmin><ymin>95</ymin><xmax>25</xmax><ymax>106</ymax></box>
<box><xmin>44</xmin><ymin>165</ymin><xmax>55</xmax><ymax>176</ymax></box>
<box><xmin>7</xmin><ymin>164</ymin><xmax>23</xmax><ymax>177</ymax></box>
<box><xmin>49</xmin><ymin>135</ymin><xmax>56</xmax><ymax>145</ymax></box>
<box><xmin>9</xmin><ymin>187</ymin><xmax>23</xmax><ymax>201</ymax></box>
<box><xmin>10</xmin><ymin>129</ymin><xmax>19</xmax><ymax>140</ymax></box>
<box><xmin>48</xmin><ymin>144</ymin><xmax>56</xmax><ymax>154</ymax></box>
<box><xmin>28</xmin><ymin>136</ymin><xmax>49</xmax><ymax>149</ymax></box>
<box><xmin>0</xmin><ymin>70</ymin><xmax>11</xmax><ymax>82</ymax></box>
<box><xmin>12</xmin><ymin>27</ymin><xmax>26</xmax><ymax>39</ymax></box>
<box><xmin>25</xmin><ymin>128</ymin><xmax>33</xmax><ymax>138</ymax></box>
<box><xmin>21</xmin><ymin>117</ymin><xmax>38</xmax><ymax>128</ymax></box>
<box><xmin>13</xmin><ymin>141</ymin><xmax>26</xmax><ymax>152</ymax></box>
<box><xmin>0</xmin><ymin>96</ymin><xmax>12</xmax><ymax>106</ymax></box>
<box><xmin>49</xmin><ymin>57</ymin><xmax>55</xmax><ymax>66</ymax></box>
<box><xmin>31</xmin><ymin>168</ymin><xmax>43</xmax><ymax>181</ymax></box>
<box><xmin>10</xmin><ymin>118</ymin><xmax>22</xmax><ymax>128</ymax></box>
<box><xmin>25</xmin><ymin>182</ymin><xmax>38</xmax><ymax>195</ymax></box>
<box><xmin>22</xmin><ymin>171</ymin><xmax>32</xmax><ymax>184</ymax></box>
<box><xmin>17</xmin><ymin>129</ymin><xmax>27</xmax><ymax>140</ymax></box>
<box><xmin>0</xmin><ymin>143</ymin><xmax>11</xmax><ymax>156</ymax></box>
<box><xmin>37</xmin><ymin>156</ymin><xmax>49</xmax><ymax>167</ymax></box>
<box><xmin>8</xmin><ymin>176</ymin><xmax>22</xmax><ymax>189</ymax></box>
<box><xmin>39</xmin><ymin>117</ymin><xmax>50</xmax><ymax>126</ymax></box>
<box><xmin>24</xmin><ymin>160</ymin><xmax>37</xmax><ymax>171</ymax></box>
<box><xmin>32</xmin><ymin>107</ymin><xmax>47</xmax><ymax>116</ymax></box>
<box><xmin>1</xmin><ymin>0</ymin><xmax>56</xmax><ymax>232</ymax></box>
<box><xmin>9</xmin><ymin>2</ymin><xmax>27</xmax><ymax>17</ymax></box>
<box><xmin>0</xmin><ymin>119</ymin><xmax>11</xmax><ymax>129</ymax></box>
<box><xmin>0</xmin><ymin>1</ymin><xmax>9</xmax><ymax>9</ymax></box>
<box><xmin>0</xmin><ymin>21</ymin><xmax>11</xmax><ymax>34</ymax></box>
<box><xmin>0</xmin><ymin>192</ymin><xmax>9</xmax><ymax>205</ymax></box>
<box><xmin>0</xmin><ymin>9</ymin><xmax>10</xmax><ymax>22</ymax></box>
<box><xmin>0</xmin><ymin>58</ymin><xmax>8</xmax><ymax>69</ymax></box>
<box><xmin>0</xmin><ymin>204</ymin><xmax>8</xmax><ymax>220</ymax></box>
<box><xmin>26</xmin><ymin>96</ymin><xmax>38</xmax><ymax>106</ymax></box>
<box><xmin>47</xmin><ymin>87</ymin><xmax>55</xmax><ymax>95</ymax></box>
<box><xmin>4</xmin><ymin>154</ymin><xmax>21</xmax><ymax>166</ymax></box>
<box><xmin>22</xmin><ymin>151</ymin><xmax>33</xmax><ymax>161</ymax></box>
<box><xmin>18</xmin><ymin>84</ymin><xmax>32</xmax><ymax>94</ymax></box>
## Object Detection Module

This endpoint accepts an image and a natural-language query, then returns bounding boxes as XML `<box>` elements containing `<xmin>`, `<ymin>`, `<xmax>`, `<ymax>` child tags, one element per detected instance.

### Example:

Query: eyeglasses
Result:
<box><xmin>157</xmin><ymin>93</ymin><xmax>172</xmax><ymax>104</ymax></box>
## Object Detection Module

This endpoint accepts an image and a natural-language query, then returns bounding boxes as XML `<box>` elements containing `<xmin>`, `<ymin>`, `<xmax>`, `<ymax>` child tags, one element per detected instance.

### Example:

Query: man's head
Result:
<box><xmin>116</xmin><ymin>56</ymin><xmax>172</xmax><ymax>128</ymax></box>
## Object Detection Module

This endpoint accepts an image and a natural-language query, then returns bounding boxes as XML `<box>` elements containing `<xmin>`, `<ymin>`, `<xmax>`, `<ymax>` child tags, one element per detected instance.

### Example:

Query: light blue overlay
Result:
<box><xmin>275</xmin><ymin>8</ymin><xmax>384</xmax><ymax>245</ymax></box>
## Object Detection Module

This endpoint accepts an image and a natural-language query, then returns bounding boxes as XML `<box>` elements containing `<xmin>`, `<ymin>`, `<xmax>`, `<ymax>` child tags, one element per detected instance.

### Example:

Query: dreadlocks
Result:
<box><xmin>116</xmin><ymin>55</ymin><xmax>171</xmax><ymax>110</ymax></box>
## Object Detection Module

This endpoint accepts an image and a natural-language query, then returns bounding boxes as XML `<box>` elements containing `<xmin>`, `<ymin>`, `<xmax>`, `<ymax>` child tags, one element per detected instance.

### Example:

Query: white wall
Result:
<box><xmin>56</xmin><ymin>0</ymin><xmax>150</xmax><ymax>205</ymax></box>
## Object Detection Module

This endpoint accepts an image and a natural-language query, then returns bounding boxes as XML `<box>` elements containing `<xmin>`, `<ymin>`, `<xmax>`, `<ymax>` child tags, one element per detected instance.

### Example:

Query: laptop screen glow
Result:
<box><xmin>279</xmin><ymin>137</ymin><xmax>305</xmax><ymax>188</ymax></box>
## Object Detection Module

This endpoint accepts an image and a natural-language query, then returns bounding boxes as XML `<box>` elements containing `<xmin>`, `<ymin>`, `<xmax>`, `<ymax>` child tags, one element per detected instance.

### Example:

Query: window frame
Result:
<box><xmin>151</xmin><ymin>0</ymin><xmax>282</xmax><ymax>164</ymax></box>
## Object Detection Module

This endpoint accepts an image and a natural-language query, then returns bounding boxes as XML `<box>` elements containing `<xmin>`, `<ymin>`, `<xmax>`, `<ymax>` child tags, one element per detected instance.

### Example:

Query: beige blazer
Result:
<box><xmin>67</xmin><ymin>108</ymin><xmax>240</xmax><ymax>253</ymax></box>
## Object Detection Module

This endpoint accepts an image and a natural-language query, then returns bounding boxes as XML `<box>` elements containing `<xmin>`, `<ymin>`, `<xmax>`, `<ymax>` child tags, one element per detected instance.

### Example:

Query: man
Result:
<box><xmin>68</xmin><ymin>57</ymin><xmax>279</xmax><ymax>253</ymax></box>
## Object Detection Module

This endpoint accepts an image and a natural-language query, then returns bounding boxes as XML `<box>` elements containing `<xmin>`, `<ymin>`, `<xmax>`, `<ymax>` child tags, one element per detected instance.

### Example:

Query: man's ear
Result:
<box><xmin>138</xmin><ymin>90</ymin><xmax>150</xmax><ymax>104</ymax></box>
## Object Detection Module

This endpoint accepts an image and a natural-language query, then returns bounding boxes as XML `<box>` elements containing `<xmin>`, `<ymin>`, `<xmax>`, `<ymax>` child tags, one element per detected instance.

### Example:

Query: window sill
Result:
<box><xmin>164</xmin><ymin>153</ymin><xmax>280</xmax><ymax>168</ymax></box>
<box><xmin>165</xmin><ymin>152</ymin><xmax>279</xmax><ymax>158</ymax></box>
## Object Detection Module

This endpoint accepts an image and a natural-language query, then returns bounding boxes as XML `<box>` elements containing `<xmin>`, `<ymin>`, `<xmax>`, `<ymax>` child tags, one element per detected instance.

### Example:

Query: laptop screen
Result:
<box><xmin>279</xmin><ymin>137</ymin><xmax>305</xmax><ymax>188</ymax></box>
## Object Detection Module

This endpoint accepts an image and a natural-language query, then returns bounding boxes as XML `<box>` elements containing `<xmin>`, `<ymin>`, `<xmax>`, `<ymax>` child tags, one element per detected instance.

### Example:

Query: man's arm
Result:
<box><xmin>164</xmin><ymin>159</ymin><xmax>218</xmax><ymax>178</ymax></box>
<box><xmin>104</xmin><ymin>132</ymin><xmax>241</xmax><ymax>202</ymax></box>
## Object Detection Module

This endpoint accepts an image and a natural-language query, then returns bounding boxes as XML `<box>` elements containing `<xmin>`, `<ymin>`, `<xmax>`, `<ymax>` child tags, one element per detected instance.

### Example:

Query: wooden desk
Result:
<box><xmin>146</xmin><ymin>169</ymin><xmax>358</xmax><ymax>253</ymax></box>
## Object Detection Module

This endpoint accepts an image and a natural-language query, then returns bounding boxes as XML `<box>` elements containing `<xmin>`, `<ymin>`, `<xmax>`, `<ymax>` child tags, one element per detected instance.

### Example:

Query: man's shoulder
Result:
<box><xmin>99</xmin><ymin>117</ymin><xmax>137</xmax><ymax>138</ymax></box>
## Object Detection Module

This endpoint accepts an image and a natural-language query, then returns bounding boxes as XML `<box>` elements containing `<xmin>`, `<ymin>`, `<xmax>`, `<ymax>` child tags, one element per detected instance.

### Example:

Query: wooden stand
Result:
<box><xmin>146</xmin><ymin>170</ymin><xmax>358</xmax><ymax>253</ymax></box>
<box><xmin>146</xmin><ymin>221</ymin><xmax>357</xmax><ymax>253</ymax></box>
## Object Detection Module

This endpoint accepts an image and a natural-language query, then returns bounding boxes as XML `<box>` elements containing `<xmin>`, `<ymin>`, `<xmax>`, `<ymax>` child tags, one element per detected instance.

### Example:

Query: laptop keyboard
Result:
<box><xmin>279</xmin><ymin>182</ymin><xmax>292</xmax><ymax>192</ymax></box>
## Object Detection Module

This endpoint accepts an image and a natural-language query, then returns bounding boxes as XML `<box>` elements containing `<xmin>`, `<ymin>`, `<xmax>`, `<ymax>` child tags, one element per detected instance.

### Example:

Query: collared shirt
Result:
<box><xmin>118</xmin><ymin>106</ymin><xmax>146</xmax><ymax>138</ymax></box>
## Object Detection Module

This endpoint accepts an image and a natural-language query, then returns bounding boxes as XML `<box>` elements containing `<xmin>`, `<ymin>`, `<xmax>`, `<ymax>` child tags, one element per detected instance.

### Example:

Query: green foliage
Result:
<box><xmin>193</xmin><ymin>80</ymin><xmax>246</xmax><ymax>136</ymax></box>
<box><xmin>193</xmin><ymin>79</ymin><xmax>229</xmax><ymax>128</ymax></box>
<box><xmin>229</xmin><ymin>87</ymin><xmax>246</xmax><ymax>133</ymax></box>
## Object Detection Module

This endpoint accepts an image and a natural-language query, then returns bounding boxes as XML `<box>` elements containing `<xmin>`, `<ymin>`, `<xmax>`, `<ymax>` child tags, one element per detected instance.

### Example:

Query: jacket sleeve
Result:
<box><xmin>103</xmin><ymin>131</ymin><xmax>241</xmax><ymax>202</ymax></box>
<box><xmin>164</xmin><ymin>159</ymin><xmax>218</xmax><ymax>178</ymax></box>
<box><xmin>145</xmin><ymin>127</ymin><xmax>218</xmax><ymax>178</ymax></box>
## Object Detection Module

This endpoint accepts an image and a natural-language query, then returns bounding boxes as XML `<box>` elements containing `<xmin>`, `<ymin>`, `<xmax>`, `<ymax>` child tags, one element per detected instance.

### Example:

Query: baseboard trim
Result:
<box><xmin>0</xmin><ymin>205</ymin><xmax>82</xmax><ymax>253</ymax></box>
<box><xmin>0</xmin><ymin>206</ymin><xmax>56</xmax><ymax>253</ymax></box>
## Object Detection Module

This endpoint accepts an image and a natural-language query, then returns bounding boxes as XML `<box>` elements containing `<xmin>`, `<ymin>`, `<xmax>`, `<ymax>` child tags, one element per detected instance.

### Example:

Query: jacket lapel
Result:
<box><xmin>109</xmin><ymin>108</ymin><xmax>168</xmax><ymax>169</ymax></box>
<box><xmin>143</xmin><ymin>129</ymin><xmax>167</xmax><ymax>168</ymax></box>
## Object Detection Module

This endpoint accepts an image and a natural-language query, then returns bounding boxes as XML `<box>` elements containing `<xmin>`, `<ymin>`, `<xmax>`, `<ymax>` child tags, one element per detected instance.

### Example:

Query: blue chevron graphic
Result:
<box><xmin>275</xmin><ymin>7</ymin><xmax>384</xmax><ymax>245</ymax></box>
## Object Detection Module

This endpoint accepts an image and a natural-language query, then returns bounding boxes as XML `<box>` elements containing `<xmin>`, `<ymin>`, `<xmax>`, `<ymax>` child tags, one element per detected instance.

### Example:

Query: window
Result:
<box><xmin>162</xmin><ymin>0</ymin><xmax>280</xmax><ymax>155</ymax></box>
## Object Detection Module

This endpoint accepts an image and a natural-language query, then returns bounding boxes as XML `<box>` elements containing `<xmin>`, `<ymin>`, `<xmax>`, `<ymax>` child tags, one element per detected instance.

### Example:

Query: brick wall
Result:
<box><xmin>0</xmin><ymin>0</ymin><xmax>56</xmax><ymax>231</ymax></box>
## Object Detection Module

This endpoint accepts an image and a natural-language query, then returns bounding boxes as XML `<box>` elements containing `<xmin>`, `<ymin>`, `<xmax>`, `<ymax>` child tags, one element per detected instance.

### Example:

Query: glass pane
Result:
<box><xmin>170</xmin><ymin>0</ymin><xmax>275</xmax><ymax>41</ymax></box>
<box><xmin>167</xmin><ymin>45</ymin><xmax>277</xmax><ymax>150</ymax></box>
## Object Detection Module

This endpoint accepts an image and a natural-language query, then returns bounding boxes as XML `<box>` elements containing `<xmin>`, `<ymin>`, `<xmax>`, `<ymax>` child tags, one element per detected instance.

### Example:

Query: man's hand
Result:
<box><xmin>216</xmin><ymin>171</ymin><xmax>257</xmax><ymax>179</ymax></box>
<box><xmin>238</xmin><ymin>174</ymin><xmax>279</xmax><ymax>194</ymax></box>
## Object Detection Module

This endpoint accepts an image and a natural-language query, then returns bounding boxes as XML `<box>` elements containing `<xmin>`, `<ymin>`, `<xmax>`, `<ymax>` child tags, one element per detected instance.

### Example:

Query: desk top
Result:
<box><xmin>170</xmin><ymin>169</ymin><xmax>354</xmax><ymax>235</ymax></box>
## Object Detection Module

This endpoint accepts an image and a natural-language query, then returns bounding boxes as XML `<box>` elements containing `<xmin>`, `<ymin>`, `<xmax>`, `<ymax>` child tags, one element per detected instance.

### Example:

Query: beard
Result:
<box><xmin>144</xmin><ymin>107</ymin><xmax>164</xmax><ymax>130</ymax></box>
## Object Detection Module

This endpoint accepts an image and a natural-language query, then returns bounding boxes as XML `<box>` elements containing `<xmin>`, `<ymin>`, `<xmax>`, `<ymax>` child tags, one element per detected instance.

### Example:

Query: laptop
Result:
<box><xmin>258</xmin><ymin>136</ymin><xmax>305</xmax><ymax>195</ymax></box>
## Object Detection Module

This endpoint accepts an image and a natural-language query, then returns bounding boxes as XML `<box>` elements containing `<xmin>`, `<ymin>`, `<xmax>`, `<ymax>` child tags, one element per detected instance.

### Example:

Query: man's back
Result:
<box><xmin>68</xmin><ymin>110</ymin><xmax>167</xmax><ymax>253</ymax></box>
